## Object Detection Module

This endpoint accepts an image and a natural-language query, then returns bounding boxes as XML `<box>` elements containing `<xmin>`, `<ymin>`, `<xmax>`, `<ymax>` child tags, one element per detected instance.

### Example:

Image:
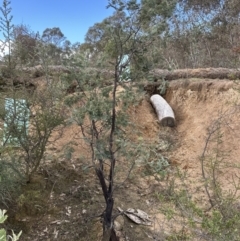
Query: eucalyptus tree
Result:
<box><xmin>40</xmin><ymin>27</ymin><xmax>67</xmax><ymax>65</ymax></box>
<box><xmin>158</xmin><ymin>0</ymin><xmax>240</xmax><ymax>68</ymax></box>
<box><xmin>12</xmin><ymin>24</ymin><xmax>39</xmax><ymax>66</ymax></box>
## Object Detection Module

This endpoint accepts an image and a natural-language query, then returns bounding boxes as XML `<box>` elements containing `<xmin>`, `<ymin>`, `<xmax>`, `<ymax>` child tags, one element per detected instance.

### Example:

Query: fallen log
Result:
<box><xmin>7</xmin><ymin>66</ymin><xmax>239</xmax><ymax>93</ymax></box>
<box><xmin>21</xmin><ymin>66</ymin><xmax>240</xmax><ymax>81</ymax></box>
<box><xmin>151</xmin><ymin>67</ymin><xmax>240</xmax><ymax>80</ymax></box>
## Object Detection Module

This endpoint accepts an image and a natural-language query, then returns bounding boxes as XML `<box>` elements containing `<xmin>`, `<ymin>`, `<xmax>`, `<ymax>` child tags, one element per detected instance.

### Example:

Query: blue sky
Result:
<box><xmin>8</xmin><ymin>0</ymin><xmax>114</xmax><ymax>44</ymax></box>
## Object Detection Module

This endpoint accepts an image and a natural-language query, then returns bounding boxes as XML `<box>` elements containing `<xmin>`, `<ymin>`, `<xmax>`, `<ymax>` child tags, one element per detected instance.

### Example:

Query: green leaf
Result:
<box><xmin>0</xmin><ymin>210</ymin><xmax>7</xmax><ymax>224</ymax></box>
<box><xmin>9</xmin><ymin>230</ymin><xmax>22</xmax><ymax>241</ymax></box>
<box><xmin>0</xmin><ymin>229</ymin><xmax>7</xmax><ymax>241</ymax></box>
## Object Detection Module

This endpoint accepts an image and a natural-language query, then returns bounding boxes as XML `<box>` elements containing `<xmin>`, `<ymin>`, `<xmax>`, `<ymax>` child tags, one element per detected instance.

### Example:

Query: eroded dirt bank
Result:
<box><xmin>13</xmin><ymin>78</ymin><xmax>240</xmax><ymax>240</ymax></box>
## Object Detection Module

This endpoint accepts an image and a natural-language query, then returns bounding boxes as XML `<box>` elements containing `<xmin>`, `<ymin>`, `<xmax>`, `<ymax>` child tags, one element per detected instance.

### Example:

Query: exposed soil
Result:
<box><xmin>5</xmin><ymin>78</ymin><xmax>240</xmax><ymax>240</ymax></box>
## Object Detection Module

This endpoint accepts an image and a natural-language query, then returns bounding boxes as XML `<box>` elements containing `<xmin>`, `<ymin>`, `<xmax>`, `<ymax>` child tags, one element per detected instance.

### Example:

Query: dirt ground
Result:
<box><xmin>6</xmin><ymin>78</ymin><xmax>240</xmax><ymax>240</ymax></box>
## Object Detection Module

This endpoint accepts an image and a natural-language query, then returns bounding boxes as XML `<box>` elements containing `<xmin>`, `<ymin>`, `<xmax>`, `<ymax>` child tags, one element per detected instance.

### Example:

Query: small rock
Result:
<box><xmin>114</xmin><ymin>215</ymin><xmax>124</xmax><ymax>231</ymax></box>
<box><xmin>114</xmin><ymin>221</ymin><xmax>122</xmax><ymax>231</ymax></box>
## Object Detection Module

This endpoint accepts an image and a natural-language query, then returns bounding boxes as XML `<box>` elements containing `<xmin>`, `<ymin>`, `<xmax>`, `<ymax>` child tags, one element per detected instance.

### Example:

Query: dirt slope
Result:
<box><xmin>166</xmin><ymin>79</ymin><xmax>240</xmax><ymax>176</ymax></box>
<box><xmin>14</xmin><ymin>78</ymin><xmax>240</xmax><ymax>240</ymax></box>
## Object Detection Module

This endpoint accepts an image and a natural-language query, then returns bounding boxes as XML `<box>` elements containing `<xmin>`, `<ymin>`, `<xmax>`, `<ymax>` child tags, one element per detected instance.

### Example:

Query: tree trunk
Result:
<box><xmin>96</xmin><ymin>168</ymin><xmax>118</xmax><ymax>241</ymax></box>
<box><xmin>102</xmin><ymin>227</ymin><xmax>119</xmax><ymax>241</ymax></box>
<box><xmin>101</xmin><ymin>197</ymin><xmax>117</xmax><ymax>241</ymax></box>
<box><xmin>102</xmin><ymin>228</ymin><xmax>111</xmax><ymax>241</ymax></box>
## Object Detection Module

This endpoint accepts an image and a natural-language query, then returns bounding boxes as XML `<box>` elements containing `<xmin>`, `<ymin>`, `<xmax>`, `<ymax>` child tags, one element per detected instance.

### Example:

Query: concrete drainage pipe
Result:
<box><xmin>150</xmin><ymin>94</ymin><xmax>175</xmax><ymax>127</ymax></box>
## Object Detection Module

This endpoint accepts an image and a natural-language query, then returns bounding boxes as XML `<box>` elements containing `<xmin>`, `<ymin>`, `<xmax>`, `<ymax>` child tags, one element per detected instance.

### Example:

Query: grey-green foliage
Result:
<box><xmin>41</xmin><ymin>27</ymin><xmax>66</xmax><ymax>47</ymax></box>
<box><xmin>0</xmin><ymin>209</ymin><xmax>22</xmax><ymax>241</ymax></box>
<box><xmin>157</xmin><ymin>79</ymin><xmax>169</xmax><ymax>95</ymax></box>
<box><xmin>148</xmin><ymin>155</ymin><xmax>169</xmax><ymax>174</ymax></box>
<box><xmin>136</xmin><ymin>142</ymin><xmax>170</xmax><ymax>176</ymax></box>
<box><xmin>65</xmin><ymin>1</ymin><xmax>178</xmax><ymax>239</ymax></box>
<box><xmin>65</xmin><ymin>3</ymin><xmax>161</xmax><ymax>239</ymax></box>
<box><xmin>0</xmin><ymin>123</ymin><xmax>23</xmax><ymax>207</ymax></box>
<box><xmin>63</xmin><ymin>145</ymin><xmax>75</xmax><ymax>160</ymax></box>
<box><xmin>85</xmin><ymin>0</ymin><xmax>170</xmax><ymax>79</ymax></box>
<box><xmin>1</xmin><ymin>87</ymin><xmax>65</xmax><ymax>183</ymax></box>
<box><xmin>11</xmin><ymin>24</ymin><xmax>38</xmax><ymax>66</ymax></box>
<box><xmin>40</xmin><ymin>27</ymin><xmax>65</xmax><ymax>65</ymax></box>
<box><xmin>140</xmin><ymin>0</ymin><xmax>177</xmax><ymax>33</ymax></box>
<box><xmin>0</xmin><ymin>154</ymin><xmax>23</xmax><ymax>207</ymax></box>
